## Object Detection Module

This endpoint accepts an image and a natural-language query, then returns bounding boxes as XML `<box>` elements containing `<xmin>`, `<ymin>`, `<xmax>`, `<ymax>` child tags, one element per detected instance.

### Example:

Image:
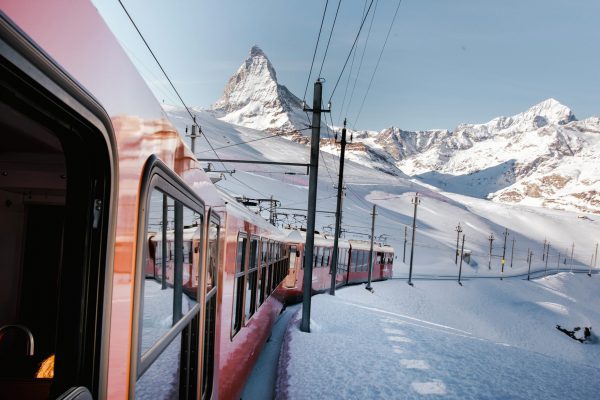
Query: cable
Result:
<box><xmin>117</xmin><ymin>0</ymin><xmax>197</xmax><ymax>126</ymax></box>
<box><xmin>328</xmin><ymin>0</ymin><xmax>375</xmax><ymax>103</ymax></box>
<box><xmin>317</xmin><ymin>0</ymin><xmax>343</xmax><ymax>79</ymax></box>
<box><xmin>353</xmin><ymin>0</ymin><xmax>403</xmax><ymax>129</ymax></box>
<box><xmin>345</xmin><ymin>0</ymin><xmax>379</xmax><ymax>120</ymax></box>
<box><xmin>194</xmin><ymin>127</ymin><xmax>312</xmax><ymax>154</ymax></box>
<box><xmin>303</xmin><ymin>0</ymin><xmax>330</xmax><ymax>101</ymax></box>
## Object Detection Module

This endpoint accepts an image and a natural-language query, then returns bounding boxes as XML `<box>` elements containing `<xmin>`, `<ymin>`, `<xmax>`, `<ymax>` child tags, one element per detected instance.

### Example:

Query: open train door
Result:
<box><xmin>0</xmin><ymin>13</ymin><xmax>115</xmax><ymax>399</ymax></box>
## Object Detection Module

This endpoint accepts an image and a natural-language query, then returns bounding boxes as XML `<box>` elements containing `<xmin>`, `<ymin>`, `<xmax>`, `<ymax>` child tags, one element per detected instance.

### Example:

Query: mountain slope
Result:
<box><xmin>211</xmin><ymin>45</ymin><xmax>306</xmax><ymax>135</ymax></box>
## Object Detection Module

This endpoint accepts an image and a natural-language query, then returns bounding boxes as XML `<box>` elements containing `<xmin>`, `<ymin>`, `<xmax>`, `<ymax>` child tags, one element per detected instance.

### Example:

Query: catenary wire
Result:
<box><xmin>328</xmin><ymin>0</ymin><xmax>375</xmax><ymax>103</ymax></box>
<box><xmin>353</xmin><ymin>0</ymin><xmax>403</xmax><ymax>129</ymax></box>
<box><xmin>317</xmin><ymin>0</ymin><xmax>343</xmax><ymax>79</ymax></box>
<box><xmin>303</xmin><ymin>0</ymin><xmax>330</xmax><ymax>101</ymax></box>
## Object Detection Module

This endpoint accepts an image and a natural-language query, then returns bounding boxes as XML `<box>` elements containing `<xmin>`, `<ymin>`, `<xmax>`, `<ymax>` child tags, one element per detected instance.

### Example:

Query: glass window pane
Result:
<box><xmin>135</xmin><ymin>332</ymin><xmax>182</xmax><ymax>399</ymax></box>
<box><xmin>207</xmin><ymin>221</ymin><xmax>219</xmax><ymax>295</ymax></box>
<box><xmin>182</xmin><ymin>207</ymin><xmax>201</xmax><ymax>314</ymax></box>
<box><xmin>141</xmin><ymin>190</ymin><xmax>175</xmax><ymax>354</ymax></box>
<box><xmin>236</xmin><ymin>236</ymin><xmax>246</xmax><ymax>274</ymax></box>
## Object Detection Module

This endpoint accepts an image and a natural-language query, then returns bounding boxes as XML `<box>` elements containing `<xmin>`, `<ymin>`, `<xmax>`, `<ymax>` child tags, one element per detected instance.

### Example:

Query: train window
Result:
<box><xmin>246</xmin><ymin>238</ymin><xmax>259</xmax><ymax>320</ymax></box>
<box><xmin>232</xmin><ymin>234</ymin><xmax>247</xmax><ymax>336</ymax></box>
<box><xmin>324</xmin><ymin>247</ymin><xmax>331</xmax><ymax>267</ymax></box>
<box><xmin>202</xmin><ymin>216</ymin><xmax>219</xmax><ymax>400</ymax></box>
<box><xmin>135</xmin><ymin>177</ymin><xmax>204</xmax><ymax>399</ymax></box>
<box><xmin>0</xmin><ymin>61</ymin><xmax>112</xmax><ymax>398</ymax></box>
<box><xmin>350</xmin><ymin>249</ymin><xmax>358</xmax><ymax>272</ymax></box>
<box><xmin>267</xmin><ymin>242</ymin><xmax>274</xmax><ymax>294</ymax></box>
<box><xmin>140</xmin><ymin>191</ymin><xmax>175</xmax><ymax>354</ymax></box>
<box><xmin>259</xmin><ymin>240</ymin><xmax>268</xmax><ymax>305</ymax></box>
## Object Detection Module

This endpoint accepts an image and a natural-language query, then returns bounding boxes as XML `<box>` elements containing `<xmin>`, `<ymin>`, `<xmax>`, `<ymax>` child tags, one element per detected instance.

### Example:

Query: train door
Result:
<box><xmin>132</xmin><ymin>168</ymin><xmax>204</xmax><ymax>399</ymax></box>
<box><xmin>1</xmin><ymin>22</ymin><xmax>114</xmax><ymax>399</ymax></box>
<box><xmin>284</xmin><ymin>245</ymin><xmax>298</xmax><ymax>288</ymax></box>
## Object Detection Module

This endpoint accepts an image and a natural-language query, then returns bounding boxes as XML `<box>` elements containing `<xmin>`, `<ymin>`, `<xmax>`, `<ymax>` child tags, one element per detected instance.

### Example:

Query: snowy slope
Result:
<box><xmin>211</xmin><ymin>45</ymin><xmax>307</xmax><ymax>135</ymax></box>
<box><xmin>164</xmin><ymin>106</ymin><xmax>599</xmax><ymax>281</ymax></box>
<box><xmin>277</xmin><ymin>274</ymin><xmax>600</xmax><ymax>399</ymax></box>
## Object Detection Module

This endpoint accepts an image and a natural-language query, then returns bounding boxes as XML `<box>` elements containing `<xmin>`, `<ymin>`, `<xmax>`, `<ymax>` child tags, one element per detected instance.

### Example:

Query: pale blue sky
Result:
<box><xmin>93</xmin><ymin>0</ymin><xmax>599</xmax><ymax>131</ymax></box>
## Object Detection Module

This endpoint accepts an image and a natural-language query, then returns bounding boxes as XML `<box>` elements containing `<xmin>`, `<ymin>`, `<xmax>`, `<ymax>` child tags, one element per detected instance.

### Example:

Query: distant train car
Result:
<box><xmin>289</xmin><ymin>232</ymin><xmax>395</xmax><ymax>298</ymax></box>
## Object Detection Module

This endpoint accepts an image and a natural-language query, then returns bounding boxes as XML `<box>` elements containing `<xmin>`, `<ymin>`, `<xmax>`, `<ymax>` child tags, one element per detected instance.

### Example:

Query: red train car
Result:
<box><xmin>288</xmin><ymin>232</ymin><xmax>395</xmax><ymax>298</ymax></box>
<box><xmin>0</xmin><ymin>2</ymin><xmax>292</xmax><ymax>399</ymax></box>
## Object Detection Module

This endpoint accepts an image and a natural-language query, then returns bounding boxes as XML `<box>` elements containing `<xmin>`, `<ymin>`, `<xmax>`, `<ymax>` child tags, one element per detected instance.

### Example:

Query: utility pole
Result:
<box><xmin>544</xmin><ymin>243</ymin><xmax>550</xmax><ymax>276</ymax></box>
<box><xmin>366</xmin><ymin>204</ymin><xmax>377</xmax><ymax>291</ymax></box>
<box><xmin>488</xmin><ymin>234</ymin><xmax>495</xmax><ymax>270</ymax></box>
<box><xmin>589</xmin><ymin>254</ymin><xmax>594</xmax><ymax>277</ymax></box>
<box><xmin>510</xmin><ymin>238</ymin><xmax>515</xmax><ymax>268</ymax></box>
<box><xmin>455</xmin><ymin>223</ymin><xmax>463</xmax><ymax>264</ymax></box>
<box><xmin>527</xmin><ymin>249</ymin><xmax>532</xmax><ymax>281</ymax></box>
<box><xmin>458</xmin><ymin>234</ymin><xmax>465</xmax><ymax>286</ymax></box>
<box><xmin>300</xmin><ymin>79</ymin><xmax>329</xmax><ymax>333</ymax></box>
<box><xmin>408</xmin><ymin>192</ymin><xmax>420</xmax><ymax>286</ymax></box>
<box><xmin>269</xmin><ymin>195</ymin><xmax>276</xmax><ymax>225</ymax></box>
<box><xmin>594</xmin><ymin>242</ymin><xmax>598</xmax><ymax>270</ymax></box>
<box><xmin>403</xmin><ymin>226</ymin><xmax>408</xmax><ymax>263</ymax></box>
<box><xmin>186</xmin><ymin>115</ymin><xmax>202</xmax><ymax>156</ymax></box>
<box><xmin>557</xmin><ymin>252</ymin><xmax>560</xmax><ymax>274</ymax></box>
<box><xmin>542</xmin><ymin>238</ymin><xmax>547</xmax><ymax>261</ymax></box>
<box><xmin>570</xmin><ymin>243</ymin><xmax>575</xmax><ymax>272</ymax></box>
<box><xmin>501</xmin><ymin>228</ymin><xmax>509</xmax><ymax>279</ymax></box>
<box><xmin>329</xmin><ymin>119</ymin><xmax>348</xmax><ymax>296</ymax></box>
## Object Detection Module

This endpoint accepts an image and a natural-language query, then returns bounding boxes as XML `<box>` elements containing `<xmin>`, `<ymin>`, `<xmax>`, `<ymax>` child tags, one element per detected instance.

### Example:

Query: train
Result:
<box><xmin>0</xmin><ymin>2</ymin><xmax>393</xmax><ymax>399</ymax></box>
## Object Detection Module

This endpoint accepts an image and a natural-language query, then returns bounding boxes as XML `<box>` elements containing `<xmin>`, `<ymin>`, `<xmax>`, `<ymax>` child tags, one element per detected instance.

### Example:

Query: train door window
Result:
<box><xmin>202</xmin><ymin>215</ymin><xmax>219</xmax><ymax>400</ymax></box>
<box><xmin>267</xmin><ymin>242</ymin><xmax>274</xmax><ymax>294</ymax></box>
<box><xmin>246</xmin><ymin>238</ymin><xmax>259</xmax><ymax>320</ymax></box>
<box><xmin>0</xmin><ymin>53</ymin><xmax>112</xmax><ymax>398</ymax></box>
<box><xmin>259</xmin><ymin>240</ymin><xmax>268</xmax><ymax>304</ymax></box>
<box><xmin>232</xmin><ymin>234</ymin><xmax>247</xmax><ymax>336</ymax></box>
<box><xmin>135</xmin><ymin>179</ymin><xmax>204</xmax><ymax>400</ymax></box>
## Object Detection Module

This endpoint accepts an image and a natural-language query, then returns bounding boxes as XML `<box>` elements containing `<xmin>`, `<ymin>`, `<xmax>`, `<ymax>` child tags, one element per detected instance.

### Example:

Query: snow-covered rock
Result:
<box><xmin>211</xmin><ymin>45</ymin><xmax>307</xmax><ymax>135</ymax></box>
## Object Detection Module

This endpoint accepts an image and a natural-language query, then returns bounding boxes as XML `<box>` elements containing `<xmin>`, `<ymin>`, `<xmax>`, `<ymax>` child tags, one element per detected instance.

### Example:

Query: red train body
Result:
<box><xmin>0</xmin><ymin>2</ymin><xmax>393</xmax><ymax>399</ymax></box>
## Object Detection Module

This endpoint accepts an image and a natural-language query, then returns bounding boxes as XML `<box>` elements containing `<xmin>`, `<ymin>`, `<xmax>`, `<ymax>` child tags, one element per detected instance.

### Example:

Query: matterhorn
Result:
<box><xmin>211</xmin><ymin>45</ymin><xmax>306</xmax><ymax>135</ymax></box>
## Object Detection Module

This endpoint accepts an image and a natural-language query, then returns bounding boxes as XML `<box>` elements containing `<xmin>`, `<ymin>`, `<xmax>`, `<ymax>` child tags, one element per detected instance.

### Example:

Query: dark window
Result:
<box><xmin>246</xmin><ymin>238</ymin><xmax>259</xmax><ymax>320</ymax></box>
<box><xmin>259</xmin><ymin>240</ymin><xmax>269</xmax><ymax>304</ymax></box>
<box><xmin>232</xmin><ymin>234</ymin><xmax>247</xmax><ymax>336</ymax></box>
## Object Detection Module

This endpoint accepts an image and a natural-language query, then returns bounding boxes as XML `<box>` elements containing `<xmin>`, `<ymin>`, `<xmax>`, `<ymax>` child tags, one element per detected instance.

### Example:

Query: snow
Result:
<box><xmin>277</xmin><ymin>274</ymin><xmax>600</xmax><ymax>399</ymax></box>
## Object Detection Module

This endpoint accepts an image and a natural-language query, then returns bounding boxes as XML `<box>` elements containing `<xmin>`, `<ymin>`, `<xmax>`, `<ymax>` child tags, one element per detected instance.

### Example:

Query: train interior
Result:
<box><xmin>1</xmin><ymin>58</ymin><xmax>109</xmax><ymax>398</ymax></box>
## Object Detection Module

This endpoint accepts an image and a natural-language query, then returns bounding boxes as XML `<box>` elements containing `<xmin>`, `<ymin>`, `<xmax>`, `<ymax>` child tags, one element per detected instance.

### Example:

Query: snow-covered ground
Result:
<box><xmin>277</xmin><ymin>273</ymin><xmax>600</xmax><ymax>399</ymax></box>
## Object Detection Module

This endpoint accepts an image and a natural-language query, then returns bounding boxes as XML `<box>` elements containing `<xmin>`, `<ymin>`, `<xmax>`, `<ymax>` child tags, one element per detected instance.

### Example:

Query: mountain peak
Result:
<box><xmin>249</xmin><ymin>45</ymin><xmax>266</xmax><ymax>58</ymax></box>
<box><xmin>211</xmin><ymin>46</ymin><xmax>305</xmax><ymax>133</ymax></box>
<box><xmin>524</xmin><ymin>98</ymin><xmax>576</xmax><ymax>125</ymax></box>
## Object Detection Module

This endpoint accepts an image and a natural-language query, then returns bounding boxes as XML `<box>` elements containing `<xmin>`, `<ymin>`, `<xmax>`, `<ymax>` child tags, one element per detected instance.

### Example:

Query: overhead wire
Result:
<box><xmin>317</xmin><ymin>0</ymin><xmax>343</xmax><ymax>79</ymax></box>
<box><xmin>328</xmin><ymin>0</ymin><xmax>375</xmax><ymax>104</ymax></box>
<box><xmin>117</xmin><ymin>0</ymin><xmax>267</xmax><ymax>198</ymax></box>
<box><xmin>303</xmin><ymin>0</ymin><xmax>330</xmax><ymax>102</ymax></box>
<box><xmin>353</xmin><ymin>0</ymin><xmax>403</xmax><ymax>129</ymax></box>
<box><xmin>345</xmin><ymin>0</ymin><xmax>379</xmax><ymax>121</ymax></box>
<box><xmin>194</xmin><ymin>127</ymin><xmax>312</xmax><ymax>154</ymax></box>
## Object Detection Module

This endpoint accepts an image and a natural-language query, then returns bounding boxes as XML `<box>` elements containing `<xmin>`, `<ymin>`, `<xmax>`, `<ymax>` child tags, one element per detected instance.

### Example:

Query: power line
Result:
<box><xmin>117</xmin><ymin>0</ymin><xmax>196</xmax><ymax>126</ymax></box>
<box><xmin>345</xmin><ymin>0</ymin><xmax>379</xmax><ymax>120</ymax></box>
<box><xmin>303</xmin><ymin>0</ymin><xmax>330</xmax><ymax>101</ymax></box>
<box><xmin>328</xmin><ymin>0</ymin><xmax>375</xmax><ymax>103</ymax></box>
<box><xmin>317</xmin><ymin>0</ymin><xmax>343</xmax><ymax>79</ymax></box>
<box><xmin>353</xmin><ymin>0</ymin><xmax>403</xmax><ymax>129</ymax></box>
<box><xmin>194</xmin><ymin>127</ymin><xmax>312</xmax><ymax>154</ymax></box>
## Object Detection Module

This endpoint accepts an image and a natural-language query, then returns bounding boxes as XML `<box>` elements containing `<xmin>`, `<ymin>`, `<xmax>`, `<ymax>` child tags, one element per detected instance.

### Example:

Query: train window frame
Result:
<box><xmin>231</xmin><ymin>232</ymin><xmax>248</xmax><ymax>338</ymax></box>
<box><xmin>245</xmin><ymin>235</ymin><xmax>260</xmax><ymax>322</ymax></box>
<box><xmin>131</xmin><ymin>157</ymin><xmax>205</xmax><ymax>398</ymax></box>
<box><xmin>202</xmin><ymin>212</ymin><xmax>220</xmax><ymax>400</ymax></box>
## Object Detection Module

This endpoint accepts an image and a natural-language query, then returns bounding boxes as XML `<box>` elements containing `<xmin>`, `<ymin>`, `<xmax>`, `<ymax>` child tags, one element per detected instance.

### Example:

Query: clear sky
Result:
<box><xmin>93</xmin><ymin>0</ymin><xmax>599</xmax><ymax>132</ymax></box>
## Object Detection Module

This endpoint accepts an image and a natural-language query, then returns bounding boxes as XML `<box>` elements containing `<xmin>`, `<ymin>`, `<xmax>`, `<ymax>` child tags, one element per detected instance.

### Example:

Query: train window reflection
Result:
<box><xmin>135</xmin><ymin>331</ymin><xmax>182</xmax><ymax>399</ymax></box>
<box><xmin>141</xmin><ymin>191</ymin><xmax>175</xmax><ymax>354</ymax></box>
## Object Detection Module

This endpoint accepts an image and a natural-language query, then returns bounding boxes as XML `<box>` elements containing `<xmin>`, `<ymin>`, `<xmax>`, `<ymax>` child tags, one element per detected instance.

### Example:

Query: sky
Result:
<box><xmin>92</xmin><ymin>0</ymin><xmax>600</xmax><ymax>132</ymax></box>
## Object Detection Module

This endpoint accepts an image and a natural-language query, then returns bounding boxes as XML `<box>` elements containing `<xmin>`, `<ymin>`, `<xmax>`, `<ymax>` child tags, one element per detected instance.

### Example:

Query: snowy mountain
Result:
<box><xmin>364</xmin><ymin>99</ymin><xmax>599</xmax><ymax>214</ymax></box>
<box><xmin>211</xmin><ymin>45</ymin><xmax>307</xmax><ymax>135</ymax></box>
<box><xmin>207</xmin><ymin>47</ymin><xmax>598</xmax><ymax>214</ymax></box>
